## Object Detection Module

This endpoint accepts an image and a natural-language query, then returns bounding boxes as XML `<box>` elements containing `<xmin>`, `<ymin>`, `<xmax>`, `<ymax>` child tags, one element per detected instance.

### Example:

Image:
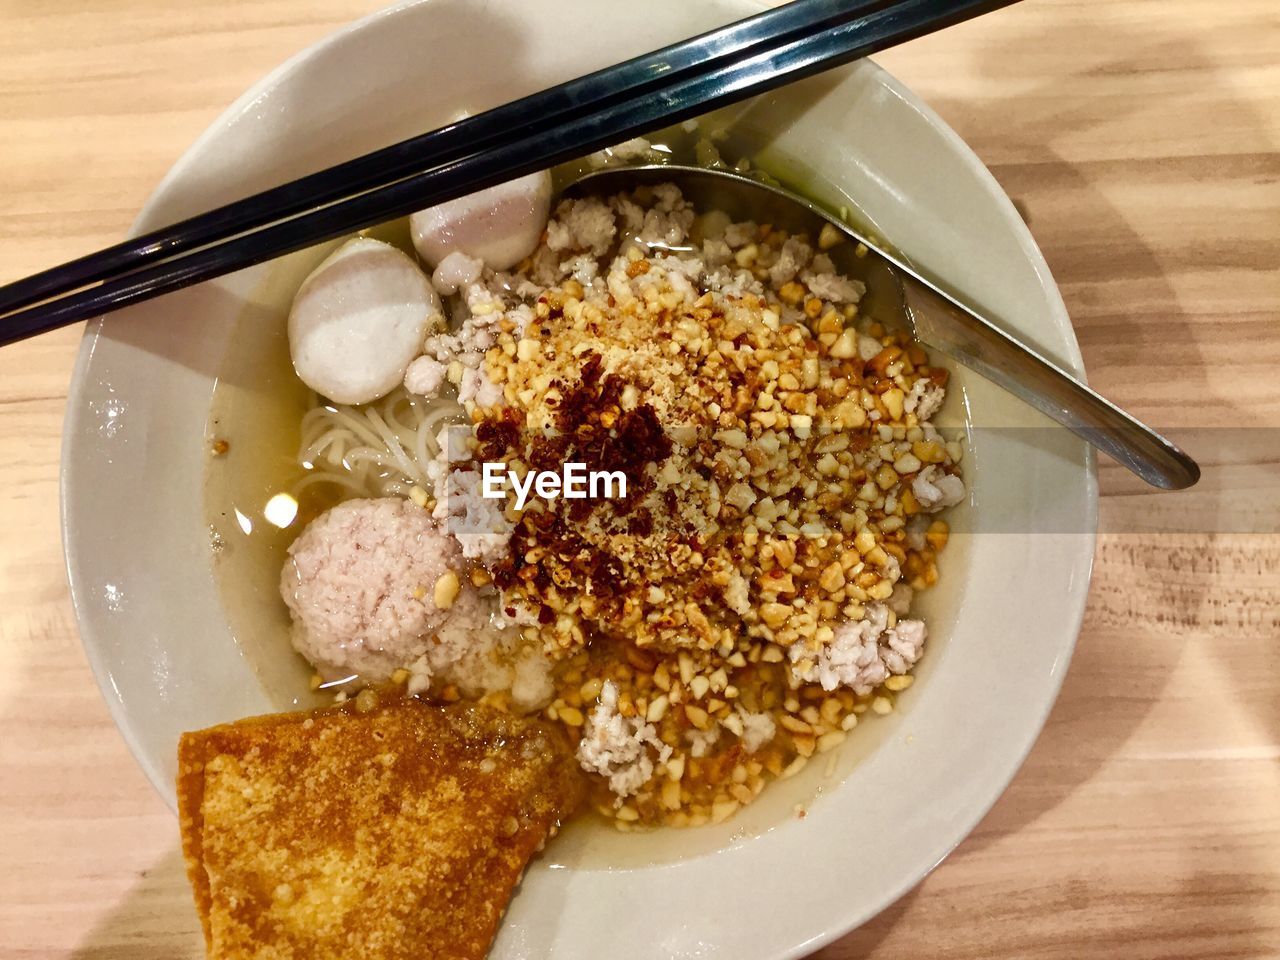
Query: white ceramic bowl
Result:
<box><xmin>62</xmin><ymin>0</ymin><xmax>1096</xmax><ymax>956</ymax></box>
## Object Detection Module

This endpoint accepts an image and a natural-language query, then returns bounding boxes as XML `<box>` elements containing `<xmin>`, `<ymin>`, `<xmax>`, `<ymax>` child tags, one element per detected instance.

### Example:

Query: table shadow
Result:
<box><xmin>67</xmin><ymin>848</ymin><xmax>204</xmax><ymax>960</ymax></box>
<box><xmin>809</xmin><ymin>6</ymin><xmax>1275</xmax><ymax>955</ymax></box>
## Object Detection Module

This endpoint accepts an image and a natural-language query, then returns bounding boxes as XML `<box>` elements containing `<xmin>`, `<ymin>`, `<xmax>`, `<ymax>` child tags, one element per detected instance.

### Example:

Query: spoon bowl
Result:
<box><xmin>571</xmin><ymin>164</ymin><xmax>1199</xmax><ymax>489</ymax></box>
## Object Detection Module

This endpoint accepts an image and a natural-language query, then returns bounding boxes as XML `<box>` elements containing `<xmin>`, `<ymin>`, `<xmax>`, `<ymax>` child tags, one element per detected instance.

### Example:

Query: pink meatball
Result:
<box><xmin>280</xmin><ymin>497</ymin><xmax>466</xmax><ymax>683</ymax></box>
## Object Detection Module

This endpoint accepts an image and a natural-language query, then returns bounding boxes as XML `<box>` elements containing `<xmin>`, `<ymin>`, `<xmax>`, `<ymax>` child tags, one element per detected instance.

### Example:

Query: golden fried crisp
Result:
<box><xmin>177</xmin><ymin>697</ymin><xmax>585</xmax><ymax>960</ymax></box>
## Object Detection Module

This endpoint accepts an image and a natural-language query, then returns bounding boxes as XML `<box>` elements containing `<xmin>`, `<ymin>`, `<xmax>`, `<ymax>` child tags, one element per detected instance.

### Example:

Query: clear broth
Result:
<box><xmin>201</xmin><ymin>116</ymin><xmax>967</xmax><ymax>864</ymax></box>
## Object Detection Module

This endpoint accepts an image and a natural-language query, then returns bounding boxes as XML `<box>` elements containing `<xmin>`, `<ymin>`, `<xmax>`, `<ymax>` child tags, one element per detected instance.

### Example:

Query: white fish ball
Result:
<box><xmin>288</xmin><ymin>237</ymin><xmax>440</xmax><ymax>405</ymax></box>
<box><xmin>410</xmin><ymin>170</ymin><xmax>552</xmax><ymax>270</ymax></box>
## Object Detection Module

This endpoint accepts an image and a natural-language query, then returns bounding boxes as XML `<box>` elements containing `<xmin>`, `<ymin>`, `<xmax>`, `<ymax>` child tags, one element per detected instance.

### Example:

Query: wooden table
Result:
<box><xmin>1</xmin><ymin>1</ymin><xmax>1276</xmax><ymax>957</ymax></box>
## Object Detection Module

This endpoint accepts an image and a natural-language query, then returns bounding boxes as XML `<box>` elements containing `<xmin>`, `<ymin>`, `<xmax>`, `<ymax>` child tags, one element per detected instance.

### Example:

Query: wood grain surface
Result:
<box><xmin>1</xmin><ymin>0</ymin><xmax>1277</xmax><ymax>957</ymax></box>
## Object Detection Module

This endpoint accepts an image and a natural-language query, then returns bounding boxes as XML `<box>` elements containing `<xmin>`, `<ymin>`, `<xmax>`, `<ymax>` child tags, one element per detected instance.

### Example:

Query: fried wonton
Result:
<box><xmin>178</xmin><ymin>697</ymin><xmax>585</xmax><ymax>960</ymax></box>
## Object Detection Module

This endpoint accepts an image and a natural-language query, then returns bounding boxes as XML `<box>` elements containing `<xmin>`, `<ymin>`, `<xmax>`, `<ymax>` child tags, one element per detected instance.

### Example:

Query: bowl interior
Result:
<box><xmin>62</xmin><ymin>0</ymin><xmax>1096</xmax><ymax>956</ymax></box>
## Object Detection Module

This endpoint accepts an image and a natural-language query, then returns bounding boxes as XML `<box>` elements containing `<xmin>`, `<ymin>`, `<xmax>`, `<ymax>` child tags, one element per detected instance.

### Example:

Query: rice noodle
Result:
<box><xmin>293</xmin><ymin>386</ymin><xmax>463</xmax><ymax>500</ymax></box>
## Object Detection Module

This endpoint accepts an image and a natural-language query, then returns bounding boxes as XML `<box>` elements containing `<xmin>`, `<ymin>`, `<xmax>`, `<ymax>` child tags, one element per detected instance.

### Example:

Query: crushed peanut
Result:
<box><xmin>432</xmin><ymin>570</ymin><xmax>460</xmax><ymax>611</ymax></box>
<box><xmin>451</xmin><ymin>183</ymin><xmax>962</xmax><ymax>827</ymax></box>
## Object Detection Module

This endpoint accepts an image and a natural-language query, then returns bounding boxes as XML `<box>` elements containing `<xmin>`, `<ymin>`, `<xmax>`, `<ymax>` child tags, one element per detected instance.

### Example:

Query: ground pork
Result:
<box><xmin>904</xmin><ymin>378</ymin><xmax>946</xmax><ymax>421</ymax></box>
<box><xmin>577</xmin><ymin>680</ymin><xmax>672</xmax><ymax>798</ymax></box>
<box><xmin>767</xmin><ymin>236</ymin><xmax>813</xmax><ymax>287</ymax></box>
<box><xmin>585</xmin><ymin>136</ymin><xmax>664</xmax><ymax>168</ymax></box>
<box><xmin>722</xmin><ymin>570</ymin><xmax>751</xmax><ymax>616</ymax></box>
<box><xmin>545</xmin><ymin>197</ymin><xmax>616</xmax><ymax>256</ymax></box>
<box><xmin>701</xmin><ymin>236</ymin><xmax>733</xmax><ymax>268</ymax></box>
<box><xmin>858</xmin><ymin>333</ymin><xmax>883</xmax><ymax>361</ymax></box>
<box><xmin>736</xmin><ymin>709</ymin><xmax>777</xmax><ymax>753</ymax></box>
<box><xmin>888</xmin><ymin>582</ymin><xmax>915</xmax><ymax>616</ymax></box>
<box><xmin>406</xmin><ymin>593</ymin><xmax>555</xmax><ymax>713</ymax></box>
<box><xmin>403</xmin><ymin>356</ymin><xmax>446</xmax><ymax>397</ymax></box>
<box><xmin>406</xmin><ymin>279</ymin><xmax>512</xmax><ymax>407</ymax></box>
<box><xmin>430</xmin><ymin>250</ymin><xmax>483</xmax><ymax>295</ymax></box>
<box><xmin>788</xmin><ymin>602</ymin><xmax>927</xmax><ymax>694</ymax></box>
<box><xmin>810</xmin><ymin>252</ymin><xmax>836</xmax><ymax>275</ymax></box>
<box><xmin>722</xmin><ymin>220</ymin><xmax>757</xmax><ymax>248</ymax></box>
<box><xmin>431</xmin><ymin>467</ymin><xmax>515</xmax><ymax>564</ymax></box>
<box><xmin>458</xmin><ymin>364</ymin><xmax>503</xmax><ymax>407</ymax></box>
<box><xmin>634</xmin><ymin>185</ymin><xmax>695</xmax><ymax>248</ymax></box>
<box><xmin>913</xmin><ymin>464</ymin><xmax>966</xmax><ymax>511</ymax></box>
<box><xmin>800</xmin><ymin>269</ymin><xmax>866</xmax><ymax>304</ymax></box>
<box><xmin>685</xmin><ymin>725</ymin><xmax>721</xmax><ymax>758</ymax></box>
<box><xmin>559</xmin><ymin>253</ymin><xmax>601</xmax><ymax>288</ymax></box>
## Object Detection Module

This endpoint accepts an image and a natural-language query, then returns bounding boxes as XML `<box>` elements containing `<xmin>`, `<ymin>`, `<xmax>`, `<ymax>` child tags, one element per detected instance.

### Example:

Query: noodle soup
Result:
<box><xmin>205</xmin><ymin>128</ymin><xmax>964</xmax><ymax>829</ymax></box>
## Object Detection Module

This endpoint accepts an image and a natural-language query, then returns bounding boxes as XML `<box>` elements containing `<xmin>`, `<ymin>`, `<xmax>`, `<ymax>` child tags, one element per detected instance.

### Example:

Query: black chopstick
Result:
<box><xmin>0</xmin><ymin>0</ymin><xmax>1019</xmax><ymax>347</ymax></box>
<box><xmin>0</xmin><ymin>0</ymin><xmax>894</xmax><ymax>316</ymax></box>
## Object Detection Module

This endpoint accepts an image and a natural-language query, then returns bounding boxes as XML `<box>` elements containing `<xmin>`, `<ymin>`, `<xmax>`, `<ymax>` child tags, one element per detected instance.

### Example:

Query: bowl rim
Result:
<box><xmin>60</xmin><ymin>0</ymin><xmax>444</xmax><ymax>807</ymax></box>
<box><xmin>60</xmin><ymin>0</ymin><xmax>1098</xmax><ymax>951</ymax></box>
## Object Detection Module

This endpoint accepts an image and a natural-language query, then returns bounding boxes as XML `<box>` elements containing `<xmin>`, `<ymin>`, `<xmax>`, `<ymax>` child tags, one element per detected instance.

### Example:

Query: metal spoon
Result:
<box><xmin>568</xmin><ymin>164</ymin><xmax>1199</xmax><ymax>490</ymax></box>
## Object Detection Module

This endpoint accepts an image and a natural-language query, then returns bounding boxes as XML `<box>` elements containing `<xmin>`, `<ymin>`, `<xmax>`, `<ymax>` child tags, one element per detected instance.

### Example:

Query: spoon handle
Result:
<box><xmin>902</xmin><ymin>279</ymin><xmax>1200</xmax><ymax>489</ymax></box>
